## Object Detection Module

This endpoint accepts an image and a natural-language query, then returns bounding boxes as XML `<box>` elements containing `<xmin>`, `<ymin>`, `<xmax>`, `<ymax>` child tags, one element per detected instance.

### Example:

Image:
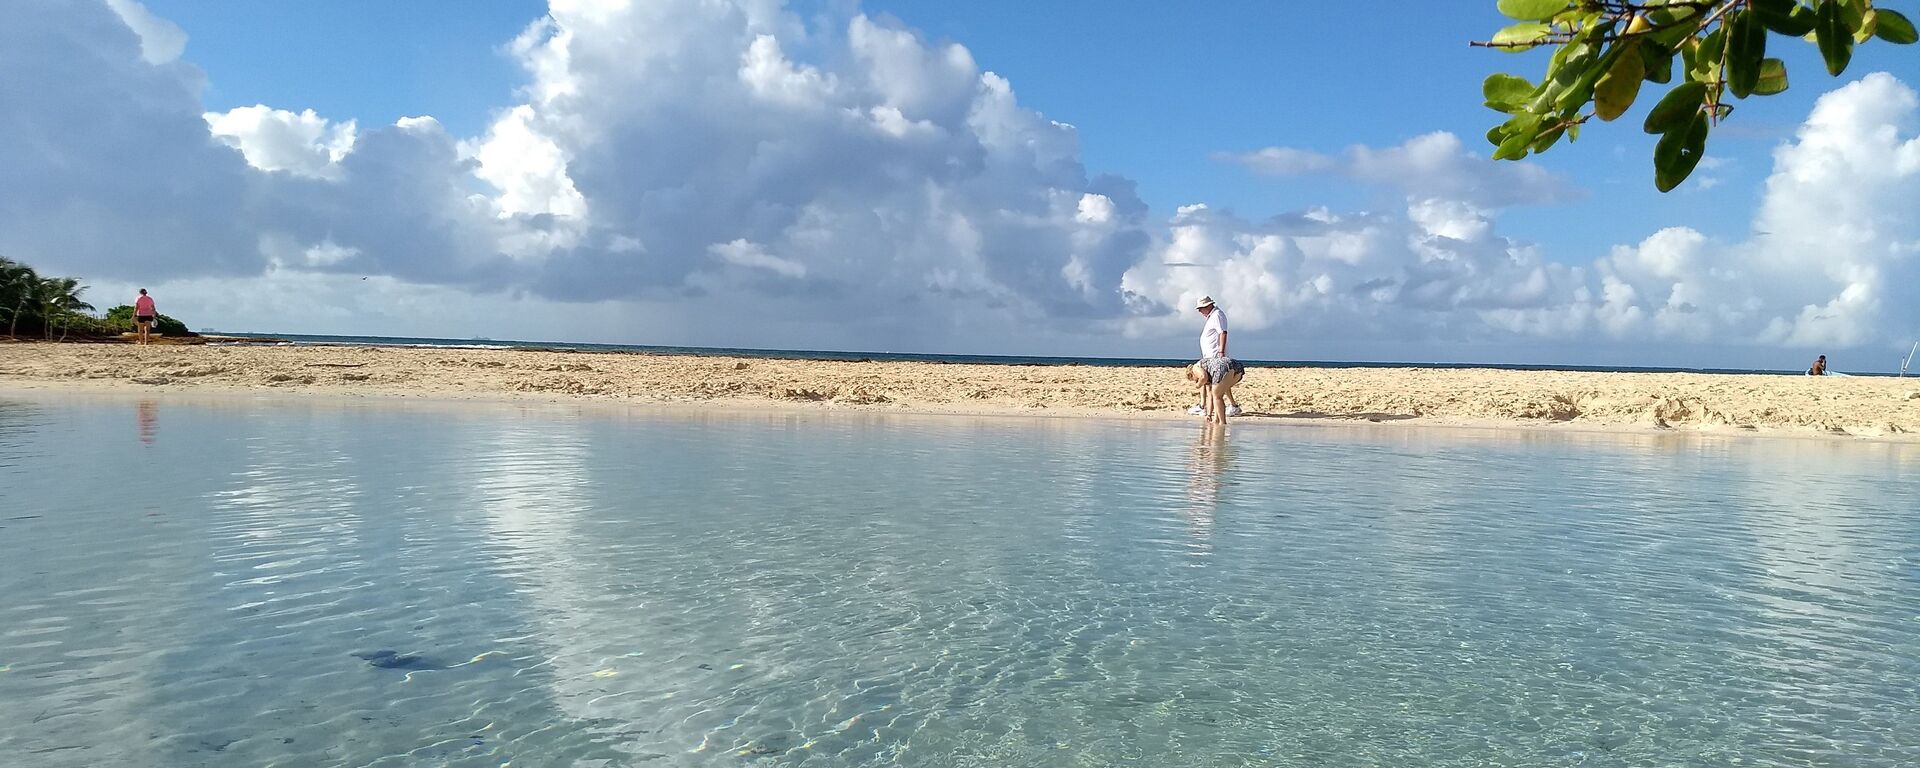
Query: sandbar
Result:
<box><xmin>3</xmin><ymin>342</ymin><xmax>1918</xmax><ymax>440</ymax></box>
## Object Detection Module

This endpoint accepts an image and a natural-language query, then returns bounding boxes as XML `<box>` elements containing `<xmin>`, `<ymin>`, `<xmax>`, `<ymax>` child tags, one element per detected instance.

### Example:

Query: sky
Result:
<box><xmin>5</xmin><ymin>0</ymin><xmax>1919</xmax><ymax>369</ymax></box>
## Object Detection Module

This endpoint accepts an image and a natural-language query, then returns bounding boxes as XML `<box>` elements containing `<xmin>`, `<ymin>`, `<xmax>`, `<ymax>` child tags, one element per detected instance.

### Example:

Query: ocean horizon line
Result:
<box><xmin>196</xmin><ymin>332</ymin><xmax>1883</xmax><ymax>378</ymax></box>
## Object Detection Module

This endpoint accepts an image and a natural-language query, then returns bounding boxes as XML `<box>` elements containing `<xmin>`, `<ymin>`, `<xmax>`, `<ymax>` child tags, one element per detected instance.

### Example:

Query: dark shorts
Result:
<box><xmin>1199</xmin><ymin>357</ymin><xmax>1244</xmax><ymax>385</ymax></box>
<box><xmin>136</xmin><ymin>315</ymin><xmax>155</xmax><ymax>324</ymax></box>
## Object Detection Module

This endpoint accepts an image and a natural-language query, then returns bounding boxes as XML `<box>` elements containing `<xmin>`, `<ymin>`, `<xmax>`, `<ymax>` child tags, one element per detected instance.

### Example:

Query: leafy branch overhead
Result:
<box><xmin>1476</xmin><ymin>0</ymin><xmax>1916</xmax><ymax>191</ymax></box>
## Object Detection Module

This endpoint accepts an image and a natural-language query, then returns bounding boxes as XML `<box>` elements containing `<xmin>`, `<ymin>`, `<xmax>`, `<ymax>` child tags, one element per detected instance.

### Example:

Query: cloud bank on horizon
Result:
<box><xmin>3</xmin><ymin>0</ymin><xmax>1917</xmax><ymax>363</ymax></box>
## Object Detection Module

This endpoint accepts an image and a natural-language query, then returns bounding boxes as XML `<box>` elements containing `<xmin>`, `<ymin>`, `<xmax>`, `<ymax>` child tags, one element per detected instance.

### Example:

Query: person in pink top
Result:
<box><xmin>133</xmin><ymin>288</ymin><xmax>157</xmax><ymax>345</ymax></box>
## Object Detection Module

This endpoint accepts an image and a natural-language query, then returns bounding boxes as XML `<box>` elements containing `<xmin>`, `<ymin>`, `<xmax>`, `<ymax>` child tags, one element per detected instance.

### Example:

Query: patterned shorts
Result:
<box><xmin>1199</xmin><ymin>357</ymin><xmax>1244</xmax><ymax>385</ymax></box>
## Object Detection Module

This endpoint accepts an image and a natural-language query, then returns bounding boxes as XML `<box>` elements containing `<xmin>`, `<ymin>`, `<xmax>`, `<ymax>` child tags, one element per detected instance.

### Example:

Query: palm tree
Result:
<box><xmin>0</xmin><ymin>258</ymin><xmax>38</xmax><ymax>338</ymax></box>
<box><xmin>0</xmin><ymin>259</ymin><xmax>108</xmax><ymax>341</ymax></box>
<box><xmin>38</xmin><ymin>277</ymin><xmax>93</xmax><ymax>341</ymax></box>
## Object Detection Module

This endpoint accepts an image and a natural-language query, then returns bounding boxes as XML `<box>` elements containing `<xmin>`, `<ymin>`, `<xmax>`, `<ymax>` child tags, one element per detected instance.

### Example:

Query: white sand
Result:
<box><xmin>4</xmin><ymin>342</ymin><xmax>1918</xmax><ymax>440</ymax></box>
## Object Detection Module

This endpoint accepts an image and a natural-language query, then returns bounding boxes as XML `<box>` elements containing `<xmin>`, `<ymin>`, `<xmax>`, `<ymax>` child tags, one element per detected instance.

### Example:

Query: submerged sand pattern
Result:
<box><xmin>5</xmin><ymin>344</ymin><xmax>1919</xmax><ymax>438</ymax></box>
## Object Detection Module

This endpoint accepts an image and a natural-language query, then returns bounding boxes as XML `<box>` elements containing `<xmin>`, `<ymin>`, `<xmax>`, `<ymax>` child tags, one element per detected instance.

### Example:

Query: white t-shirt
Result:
<box><xmin>1199</xmin><ymin>308</ymin><xmax>1227</xmax><ymax>358</ymax></box>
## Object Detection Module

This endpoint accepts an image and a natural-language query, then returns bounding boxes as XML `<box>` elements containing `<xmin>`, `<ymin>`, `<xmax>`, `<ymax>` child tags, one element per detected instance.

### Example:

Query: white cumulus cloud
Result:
<box><xmin>204</xmin><ymin>105</ymin><xmax>357</xmax><ymax>179</ymax></box>
<box><xmin>4</xmin><ymin>1</ymin><xmax>1919</xmax><ymax>363</ymax></box>
<box><xmin>104</xmin><ymin>0</ymin><xmax>184</xmax><ymax>65</ymax></box>
<box><xmin>1592</xmin><ymin>73</ymin><xmax>1920</xmax><ymax>349</ymax></box>
<box><xmin>1155</xmin><ymin>75</ymin><xmax>1920</xmax><ymax>357</ymax></box>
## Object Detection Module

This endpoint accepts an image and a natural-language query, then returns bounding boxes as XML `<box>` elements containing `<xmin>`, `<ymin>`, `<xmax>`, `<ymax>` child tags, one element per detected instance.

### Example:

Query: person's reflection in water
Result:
<box><xmin>136</xmin><ymin>399</ymin><xmax>157</xmax><ymax>445</ymax></box>
<box><xmin>1183</xmin><ymin>424</ymin><xmax>1232</xmax><ymax>557</ymax></box>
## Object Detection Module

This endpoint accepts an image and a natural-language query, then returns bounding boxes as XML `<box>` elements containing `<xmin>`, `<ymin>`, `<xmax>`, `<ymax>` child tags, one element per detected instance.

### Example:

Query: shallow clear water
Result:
<box><xmin>2</xmin><ymin>395</ymin><xmax>1918</xmax><ymax>767</ymax></box>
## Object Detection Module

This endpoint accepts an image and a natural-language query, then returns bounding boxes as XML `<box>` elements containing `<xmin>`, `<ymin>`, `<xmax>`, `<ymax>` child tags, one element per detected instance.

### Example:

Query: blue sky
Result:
<box><xmin>141</xmin><ymin>1</ymin><xmax>543</xmax><ymax>139</ymax></box>
<box><xmin>143</xmin><ymin>0</ymin><xmax>1910</xmax><ymax>258</ymax></box>
<box><xmin>9</xmin><ymin>1</ymin><xmax>1920</xmax><ymax>367</ymax></box>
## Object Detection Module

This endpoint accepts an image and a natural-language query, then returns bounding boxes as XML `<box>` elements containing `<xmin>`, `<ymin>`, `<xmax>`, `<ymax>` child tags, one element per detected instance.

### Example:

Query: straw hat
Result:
<box><xmin>1195</xmin><ymin>295</ymin><xmax>1215</xmax><ymax>309</ymax></box>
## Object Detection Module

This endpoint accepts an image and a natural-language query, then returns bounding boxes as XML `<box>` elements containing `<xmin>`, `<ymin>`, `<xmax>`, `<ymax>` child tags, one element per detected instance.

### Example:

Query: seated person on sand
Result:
<box><xmin>1808</xmin><ymin>355</ymin><xmax>1827</xmax><ymax>376</ymax></box>
<box><xmin>1186</xmin><ymin>358</ymin><xmax>1245</xmax><ymax>425</ymax></box>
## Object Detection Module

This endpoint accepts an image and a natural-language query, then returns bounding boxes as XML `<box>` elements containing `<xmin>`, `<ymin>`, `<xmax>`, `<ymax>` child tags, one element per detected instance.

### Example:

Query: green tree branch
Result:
<box><xmin>1477</xmin><ymin>0</ymin><xmax>1916</xmax><ymax>191</ymax></box>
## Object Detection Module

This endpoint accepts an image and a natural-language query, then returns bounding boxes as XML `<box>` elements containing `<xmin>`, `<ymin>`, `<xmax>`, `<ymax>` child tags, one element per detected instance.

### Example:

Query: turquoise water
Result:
<box><xmin>2</xmin><ymin>396</ymin><xmax>1918</xmax><ymax>767</ymax></box>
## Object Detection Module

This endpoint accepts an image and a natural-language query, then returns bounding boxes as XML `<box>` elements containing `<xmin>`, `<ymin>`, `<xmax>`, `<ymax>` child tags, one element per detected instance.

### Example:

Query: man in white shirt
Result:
<box><xmin>1189</xmin><ymin>296</ymin><xmax>1242</xmax><ymax>417</ymax></box>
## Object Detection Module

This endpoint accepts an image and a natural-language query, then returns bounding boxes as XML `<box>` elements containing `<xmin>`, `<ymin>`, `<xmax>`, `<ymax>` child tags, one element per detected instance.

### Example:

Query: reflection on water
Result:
<box><xmin>1182</xmin><ymin>426</ymin><xmax>1232</xmax><ymax>554</ymax></box>
<box><xmin>1</xmin><ymin>396</ymin><xmax>1918</xmax><ymax>767</ymax></box>
<box><xmin>136</xmin><ymin>399</ymin><xmax>156</xmax><ymax>445</ymax></box>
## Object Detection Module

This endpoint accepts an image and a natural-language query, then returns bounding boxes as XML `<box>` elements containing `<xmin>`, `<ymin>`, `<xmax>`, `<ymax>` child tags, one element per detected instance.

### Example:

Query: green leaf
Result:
<box><xmin>1816</xmin><ymin>0</ymin><xmax>1854</xmax><ymax>75</ymax></box>
<box><xmin>1654</xmin><ymin>112</ymin><xmax>1710</xmax><ymax>192</ymax></box>
<box><xmin>1594</xmin><ymin>43</ymin><xmax>1646</xmax><ymax>121</ymax></box>
<box><xmin>1493</xmin><ymin>114</ymin><xmax>1544</xmax><ymax>160</ymax></box>
<box><xmin>1498</xmin><ymin>0</ymin><xmax>1569</xmax><ymax>21</ymax></box>
<box><xmin>1753</xmin><ymin>0</ymin><xmax>1816</xmax><ymax>36</ymax></box>
<box><xmin>1578</xmin><ymin>17</ymin><xmax>1617</xmax><ymax>43</ymax></box>
<box><xmin>1647</xmin><ymin>6</ymin><xmax>1705</xmax><ymax>48</ymax></box>
<box><xmin>1485</xmin><ymin>124</ymin><xmax>1510</xmax><ymax>147</ymax></box>
<box><xmin>1555</xmin><ymin>44</ymin><xmax>1617</xmax><ymax>112</ymax></box>
<box><xmin>1839</xmin><ymin>0</ymin><xmax>1867</xmax><ymax>32</ymax></box>
<box><xmin>1875</xmin><ymin>9</ymin><xmax>1918</xmax><ymax>44</ymax></box>
<box><xmin>1528</xmin><ymin>39</ymin><xmax>1590</xmax><ymax>111</ymax></box>
<box><xmin>1726</xmin><ymin>10</ymin><xmax>1767</xmax><ymax>99</ymax></box>
<box><xmin>1696</xmin><ymin>26</ymin><xmax>1726</xmax><ymax>78</ymax></box>
<box><xmin>1643</xmin><ymin>50</ymin><xmax>1674</xmax><ymax>83</ymax></box>
<box><xmin>1552</xmin><ymin>39</ymin><xmax>1597</xmax><ymax>85</ymax></box>
<box><xmin>1541</xmin><ymin>34</ymin><xmax>1573</xmax><ymax>82</ymax></box>
<box><xmin>1566</xmin><ymin>8</ymin><xmax>1605</xmax><ymax>30</ymax></box>
<box><xmin>1754</xmin><ymin>58</ymin><xmax>1789</xmax><ymax>96</ymax></box>
<box><xmin>1483</xmin><ymin>73</ymin><xmax>1536</xmax><ymax>112</ymax></box>
<box><xmin>1528</xmin><ymin>79</ymin><xmax>1569</xmax><ymax>113</ymax></box>
<box><xmin>1495</xmin><ymin>132</ymin><xmax>1534</xmax><ymax>160</ymax></box>
<box><xmin>1855</xmin><ymin>9</ymin><xmax>1878</xmax><ymax>43</ymax></box>
<box><xmin>1643</xmin><ymin>38</ymin><xmax>1674</xmax><ymax>83</ymax></box>
<box><xmin>1530</xmin><ymin>123</ymin><xmax>1567</xmax><ymax>153</ymax></box>
<box><xmin>1492</xmin><ymin>21</ymin><xmax>1554</xmax><ymax>51</ymax></box>
<box><xmin>1643</xmin><ymin>80</ymin><xmax>1707</xmax><ymax>135</ymax></box>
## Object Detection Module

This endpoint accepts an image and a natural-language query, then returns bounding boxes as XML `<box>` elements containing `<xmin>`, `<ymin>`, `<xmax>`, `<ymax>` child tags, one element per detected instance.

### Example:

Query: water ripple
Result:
<box><xmin>1</xmin><ymin>399</ymin><xmax>1917</xmax><ymax>766</ymax></box>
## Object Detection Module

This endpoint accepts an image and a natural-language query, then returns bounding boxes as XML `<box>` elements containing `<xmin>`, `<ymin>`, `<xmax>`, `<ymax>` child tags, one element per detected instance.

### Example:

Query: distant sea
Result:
<box><xmin>194</xmin><ymin>332</ymin><xmax>1901</xmax><ymax>378</ymax></box>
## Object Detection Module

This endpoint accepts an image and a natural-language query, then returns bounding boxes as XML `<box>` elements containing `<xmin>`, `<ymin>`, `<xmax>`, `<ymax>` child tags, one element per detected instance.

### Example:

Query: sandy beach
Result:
<box><xmin>4</xmin><ymin>342</ymin><xmax>1918</xmax><ymax>439</ymax></box>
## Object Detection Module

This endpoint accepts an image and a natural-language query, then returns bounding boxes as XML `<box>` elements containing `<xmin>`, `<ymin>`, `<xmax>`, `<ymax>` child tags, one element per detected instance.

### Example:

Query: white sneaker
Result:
<box><xmin>1226</xmin><ymin>405</ymin><xmax>1244</xmax><ymax>417</ymax></box>
<box><xmin>1187</xmin><ymin>405</ymin><xmax>1205</xmax><ymax>416</ymax></box>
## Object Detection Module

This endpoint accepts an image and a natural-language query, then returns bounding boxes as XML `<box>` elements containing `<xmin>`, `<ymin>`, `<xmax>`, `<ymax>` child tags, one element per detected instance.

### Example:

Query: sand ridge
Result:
<box><xmin>4</xmin><ymin>343</ymin><xmax>1919</xmax><ymax>439</ymax></box>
